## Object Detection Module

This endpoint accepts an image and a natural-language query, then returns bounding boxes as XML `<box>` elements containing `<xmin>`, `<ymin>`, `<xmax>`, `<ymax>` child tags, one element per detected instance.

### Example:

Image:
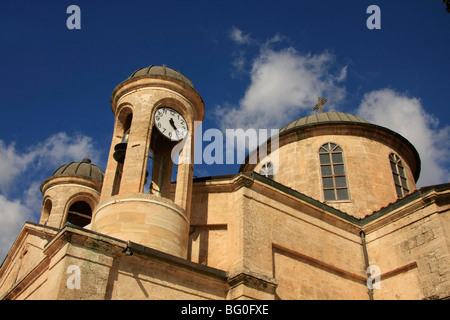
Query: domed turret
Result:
<box><xmin>127</xmin><ymin>65</ymin><xmax>194</xmax><ymax>88</ymax></box>
<box><xmin>50</xmin><ymin>158</ymin><xmax>104</xmax><ymax>182</ymax></box>
<box><xmin>39</xmin><ymin>158</ymin><xmax>104</xmax><ymax>229</ymax></box>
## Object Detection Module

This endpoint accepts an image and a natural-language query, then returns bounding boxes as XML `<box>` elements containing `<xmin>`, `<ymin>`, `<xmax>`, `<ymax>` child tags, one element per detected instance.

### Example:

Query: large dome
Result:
<box><xmin>51</xmin><ymin>158</ymin><xmax>104</xmax><ymax>183</ymax></box>
<box><xmin>126</xmin><ymin>65</ymin><xmax>194</xmax><ymax>88</ymax></box>
<box><xmin>240</xmin><ymin>111</ymin><xmax>420</xmax><ymax>182</ymax></box>
<box><xmin>279</xmin><ymin>111</ymin><xmax>370</xmax><ymax>136</ymax></box>
<box><xmin>240</xmin><ymin>110</ymin><xmax>422</xmax><ymax>218</ymax></box>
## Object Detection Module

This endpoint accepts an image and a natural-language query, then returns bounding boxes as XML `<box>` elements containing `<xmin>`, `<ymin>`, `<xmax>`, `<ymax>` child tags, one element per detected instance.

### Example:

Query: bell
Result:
<box><xmin>113</xmin><ymin>134</ymin><xmax>129</xmax><ymax>163</ymax></box>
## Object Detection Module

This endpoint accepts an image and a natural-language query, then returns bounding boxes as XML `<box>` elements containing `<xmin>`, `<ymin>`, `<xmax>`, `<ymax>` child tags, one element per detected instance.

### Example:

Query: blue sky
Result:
<box><xmin>0</xmin><ymin>1</ymin><xmax>449</xmax><ymax>259</ymax></box>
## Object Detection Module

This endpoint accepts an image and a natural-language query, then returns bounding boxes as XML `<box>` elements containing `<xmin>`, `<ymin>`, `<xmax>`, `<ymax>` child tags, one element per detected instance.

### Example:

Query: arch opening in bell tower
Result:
<box><xmin>145</xmin><ymin>105</ymin><xmax>189</xmax><ymax>200</ymax></box>
<box><xmin>66</xmin><ymin>201</ymin><xmax>92</xmax><ymax>228</ymax></box>
<box><xmin>111</xmin><ymin>108</ymin><xmax>133</xmax><ymax>196</ymax></box>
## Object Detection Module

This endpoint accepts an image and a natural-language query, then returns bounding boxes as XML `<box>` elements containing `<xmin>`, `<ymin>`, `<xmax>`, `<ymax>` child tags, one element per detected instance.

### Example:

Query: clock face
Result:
<box><xmin>154</xmin><ymin>107</ymin><xmax>188</xmax><ymax>141</ymax></box>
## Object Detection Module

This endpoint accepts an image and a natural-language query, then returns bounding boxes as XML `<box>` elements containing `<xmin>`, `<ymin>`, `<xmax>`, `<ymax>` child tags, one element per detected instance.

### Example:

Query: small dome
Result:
<box><xmin>51</xmin><ymin>158</ymin><xmax>104</xmax><ymax>183</ymax></box>
<box><xmin>127</xmin><ymin>65</ymin><xmax>194</xmax><ymax>88</ymax></box>
<box><xmin>279</xmin><ymin>111</ymin><xmax>369</xmax><ymax>136</ymax></box>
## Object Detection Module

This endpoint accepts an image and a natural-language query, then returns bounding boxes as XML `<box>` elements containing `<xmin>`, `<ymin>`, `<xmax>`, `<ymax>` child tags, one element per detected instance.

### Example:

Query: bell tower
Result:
<box><xmin>91</xmin><ymin>65</ymin><xmax>204</xmax><ymax>259</ymax></box>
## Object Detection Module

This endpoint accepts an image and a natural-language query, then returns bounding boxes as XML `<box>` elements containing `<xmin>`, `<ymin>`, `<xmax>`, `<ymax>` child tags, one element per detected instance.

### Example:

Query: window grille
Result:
<box><xmin>319</xmin><ymin>143</ymin><xmax>349</xmax><ymax>201</ymax></box>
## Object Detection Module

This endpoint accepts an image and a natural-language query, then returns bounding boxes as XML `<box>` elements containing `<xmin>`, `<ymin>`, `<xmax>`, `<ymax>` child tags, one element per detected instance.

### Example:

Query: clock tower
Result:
<box><xmin>91</xmin><ymin>65</ymin><xmax>204</xmax><ymax>259</ymax></box>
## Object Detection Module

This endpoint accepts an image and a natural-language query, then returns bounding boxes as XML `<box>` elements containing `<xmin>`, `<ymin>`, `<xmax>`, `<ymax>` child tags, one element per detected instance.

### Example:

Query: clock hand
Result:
<box><xmin>169</xmin><ymin>118</ymin><xmax>177</xmax><ymax>130</ymax></box>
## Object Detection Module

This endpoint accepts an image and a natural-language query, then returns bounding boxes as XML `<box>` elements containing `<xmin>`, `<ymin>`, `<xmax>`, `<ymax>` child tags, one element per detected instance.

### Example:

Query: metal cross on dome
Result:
<box><xmin>313</xmin><ymin>97</ymin><xmax>328</xmax><ymax>113</ymax></box>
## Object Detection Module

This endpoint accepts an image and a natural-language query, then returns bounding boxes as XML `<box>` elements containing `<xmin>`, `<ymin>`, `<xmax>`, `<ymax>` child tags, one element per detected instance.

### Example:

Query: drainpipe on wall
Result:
<box><xmin>360</xmin><ymin>231</ymin><xmax>374</xmax><ymax>300</ymax></box>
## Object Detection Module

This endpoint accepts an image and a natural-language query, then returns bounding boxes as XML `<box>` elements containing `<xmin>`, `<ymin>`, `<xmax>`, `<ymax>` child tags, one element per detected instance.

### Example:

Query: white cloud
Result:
<box><xmin>230</xmin><ymin>50</ymin><xmax>247</xmax><ymax>78</ymax></box>
<box><xmin>0</xmin><ymin>132</ymin><xmax>100</xmax><ymax>262</ymax></box>
<box><xmin>32</xmin><ymin>132</ymin><xmax>97</xmax><ymax>168</ymax></box>
<box><xmin>0</xmin><ymin>141</ymin><xmax>35</xmax><ymax>194</ymax></box>
<box><xmin>0</xmin><ymin>194</ymin><xmax>32</xmax><ymax>262</ymax></box>
<box><xmin>229</xmin><ymin>26</ymin><xmax>253</xmax><ymax>45</ymax></box>
<box><xmin>0</xmin><ymin>132</ymin><xmax>98</xmax><ymax>194</ymax></box>
<box><xmin>356</xmin><ymin>88</ymin><xmax>450</xmax><ymax>187</ymax></box>
<box><xmin>217</xmin><ymin>46</ymin><xmax>347</xmax><ymax>130</ymax></box>
<box><xmin>23</xmin><ymin>181</ymin><xmax>44</xmax><ymax>213</ymax></box>
<box><xmin>336</xmin><ymin>65</ymin><xmax>348</xmax><ymax>83</ymax></box>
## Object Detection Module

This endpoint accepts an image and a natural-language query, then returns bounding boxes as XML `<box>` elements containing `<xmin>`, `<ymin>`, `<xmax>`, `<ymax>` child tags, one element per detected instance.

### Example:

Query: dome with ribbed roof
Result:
<box><xmin>51</xmin><ymin>158</ymin><xmax>104</xmax><ymax>183</ymax></box>
<box><xmin>279</xmin><ymin>111</ymin><xmax>369</xmax><ymax>136</ymax></box>
<box><xmin>127</xmin><ymin>65</ymin><xmax>194</xmax><ymax>88</ymax></box>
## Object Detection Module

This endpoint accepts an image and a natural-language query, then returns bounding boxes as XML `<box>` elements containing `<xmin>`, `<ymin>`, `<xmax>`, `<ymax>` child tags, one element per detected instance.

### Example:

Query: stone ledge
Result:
<box><xmin>227</xmin><ymin>270</ymin><xmax>278</xmax><ymax>294</ymax></box>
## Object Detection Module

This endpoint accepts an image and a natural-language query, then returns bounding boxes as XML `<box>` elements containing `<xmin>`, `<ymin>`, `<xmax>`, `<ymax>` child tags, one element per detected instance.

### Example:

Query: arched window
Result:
<box><xmin>112</xmin><ymin>110</ymin><xmax>133</xmax><ymax>196</ymax></box>
<box><xmin>67</xmin><ymin>201</ymin><xmax>92</xmax><ymax>228</ymax></box>
<box><xmin>41</xmin><ymin>198</ymin><xmax>52</xmax><ymax>225</ymax></box>
<box><xmin>319</xmin><ymin>143</ymin><xmax>349</xmax><ymax>201</ymax></box>
<box><xmin>389</xmin><ymin>153</ymin><xmax>409</xmax><ymax>198</ymax></box>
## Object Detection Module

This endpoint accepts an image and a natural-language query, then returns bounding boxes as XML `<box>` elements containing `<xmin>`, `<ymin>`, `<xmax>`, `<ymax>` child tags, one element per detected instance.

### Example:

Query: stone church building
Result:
<box><xmin>0</xmin><ymin>65</ymin><xmax>449</xmax><ymax>300</ymax></box>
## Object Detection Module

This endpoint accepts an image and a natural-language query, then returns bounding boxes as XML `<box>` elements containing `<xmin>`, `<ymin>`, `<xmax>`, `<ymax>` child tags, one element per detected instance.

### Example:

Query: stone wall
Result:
<box><xmin>189</xmin><ymin>175</ymin><xmax>369</xmax><ymax>299</ymax></box>
<box><xmin>365</xmin><ymin>189</ymin><xmax>450</xmax><ymax>299</ymax></box>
